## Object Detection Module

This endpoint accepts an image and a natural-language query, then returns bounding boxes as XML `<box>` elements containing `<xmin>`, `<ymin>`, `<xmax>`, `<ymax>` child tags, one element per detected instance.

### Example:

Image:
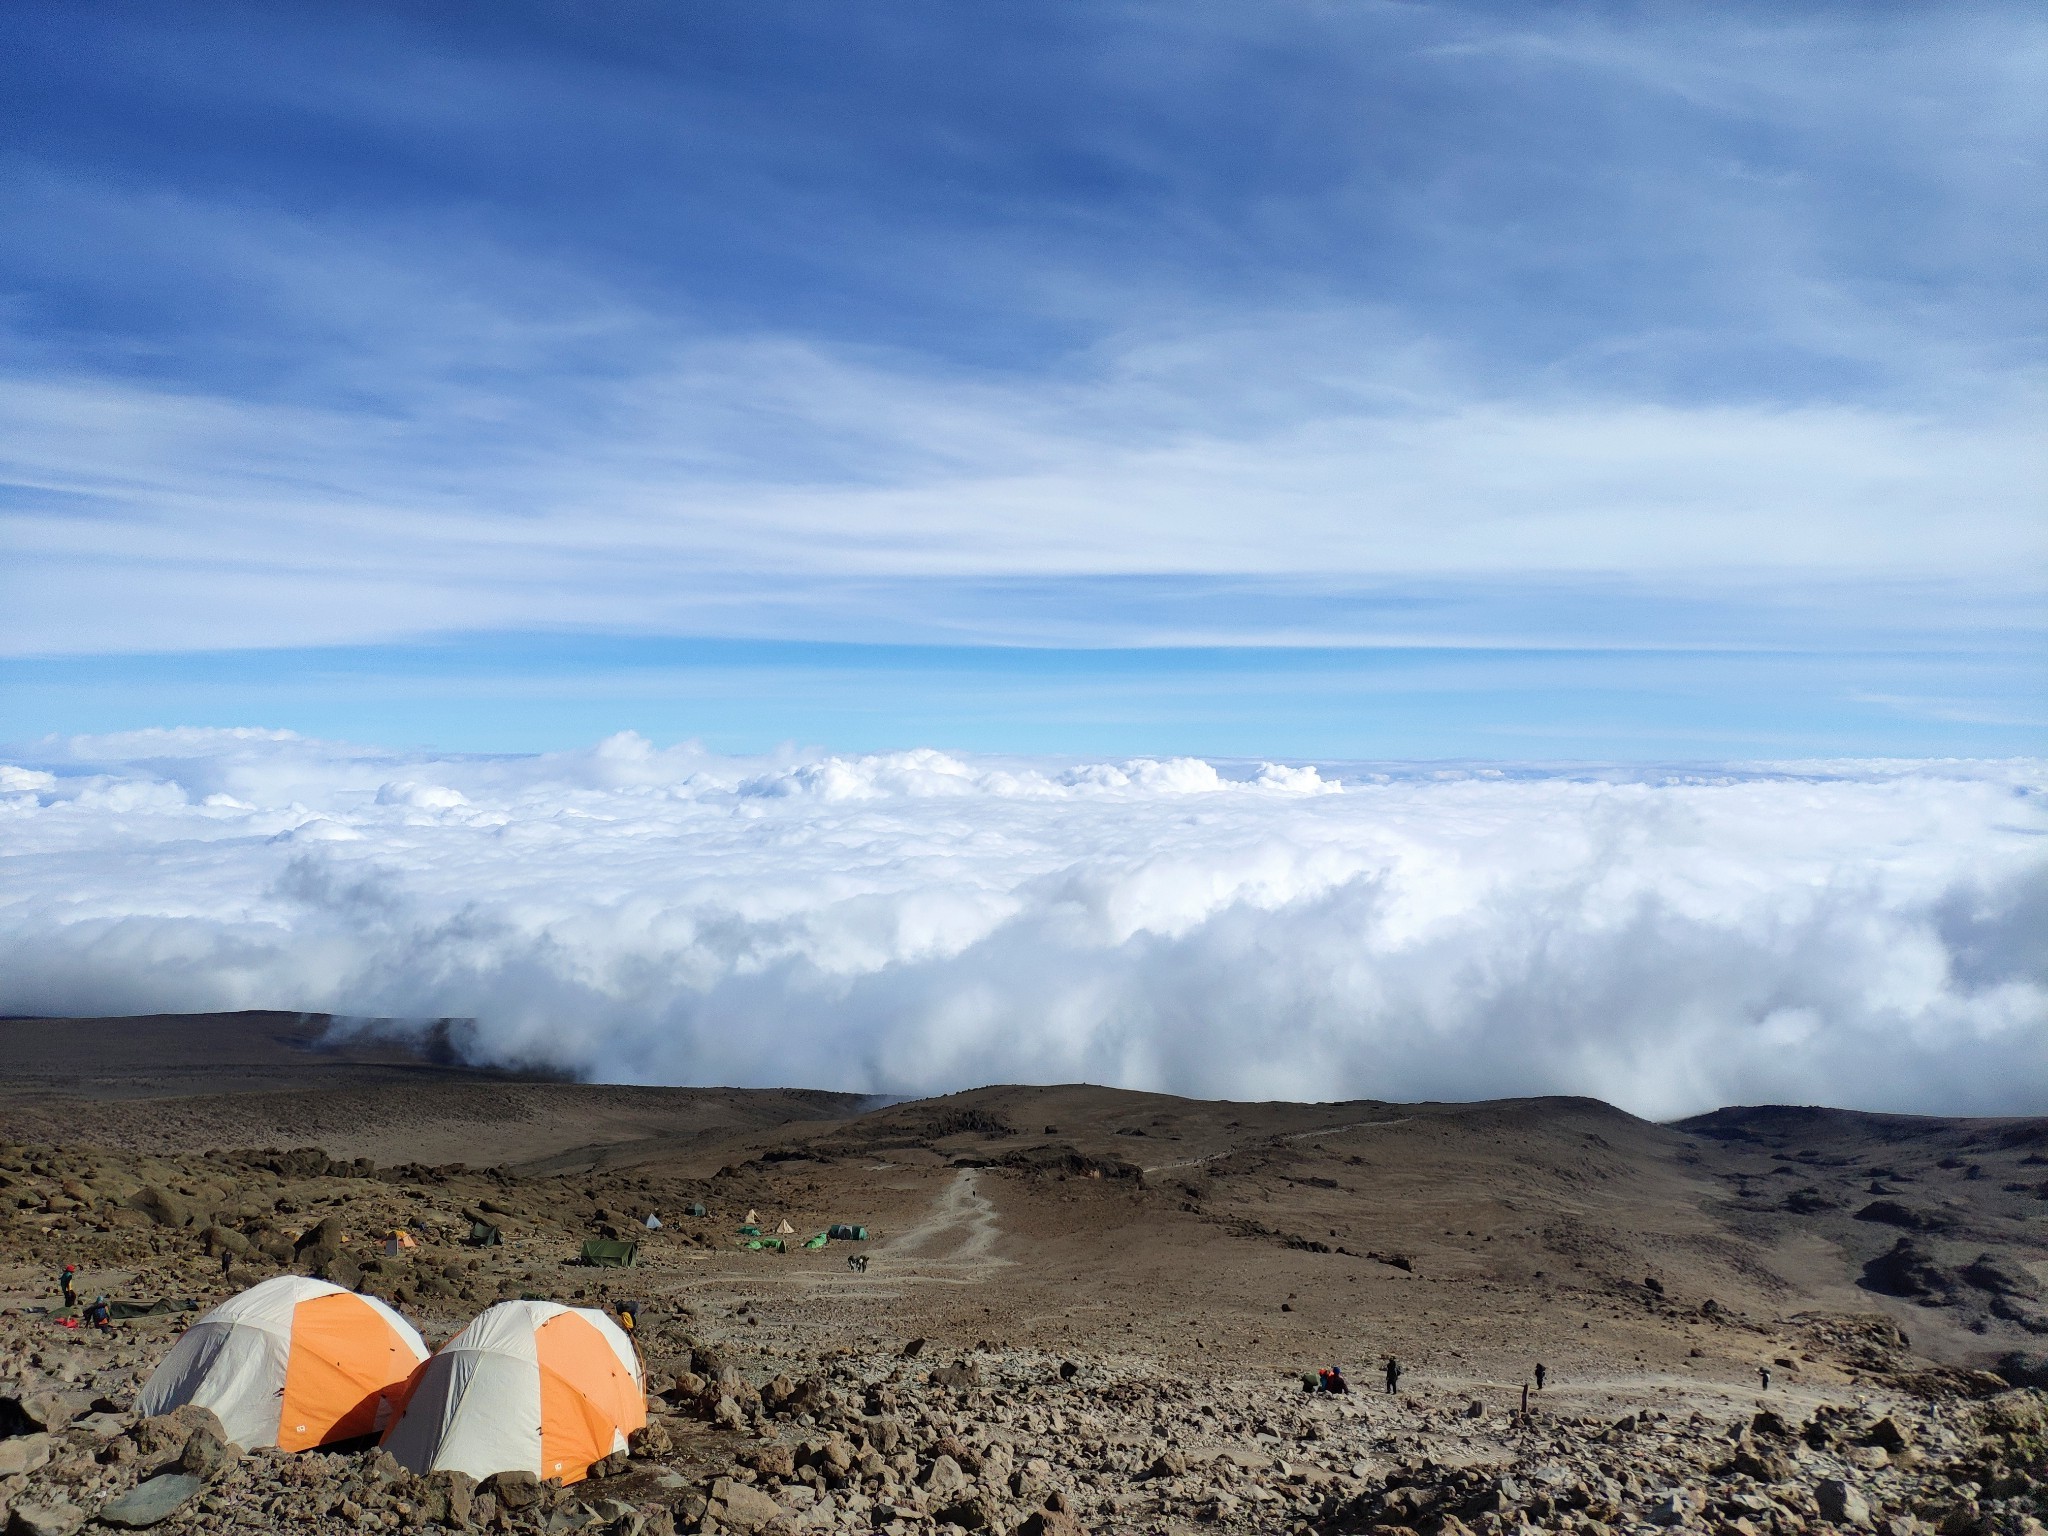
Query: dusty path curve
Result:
<box><xmin>1144</xmin><ymin>1117</ymin><xmax>1414</xmax><ymax>1174</ymax></box>
<box><xmin>876</xmin><ymin>1167</ymin><xmax>1011</xmax><ymax>1279</ymax></box>
<box><xmin>684</xmin><ymin>1169</ymin><xmax>1010</xmax><ymax>1299</ymax></box>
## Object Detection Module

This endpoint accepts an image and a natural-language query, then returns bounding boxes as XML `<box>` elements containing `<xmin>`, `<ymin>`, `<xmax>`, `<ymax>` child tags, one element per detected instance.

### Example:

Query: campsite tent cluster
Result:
<box><xmin>571</xmin><ymin>1207</ymin><xmax>868</xmax><ymax>1263</ymax></box>
<box><xmin>136</xmin><ymin>1277</ymin><xmax>644</xmax><ymax>1485</ymax></box>
<box><xmin>737</xmin><ymin>1209</ymin><xmax>867</xmax><ymax>1253</ymax></box>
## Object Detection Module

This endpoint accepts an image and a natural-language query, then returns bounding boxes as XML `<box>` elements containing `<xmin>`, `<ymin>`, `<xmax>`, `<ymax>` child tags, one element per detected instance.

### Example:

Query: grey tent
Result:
<box><xmin>579</xmin><ymin>1237</ymin><xmax>639</xmax><ymax>1267</ymax></box>
<box><xmin>685</xmin><ymin>1202</ymin><xmax>707</xmax><ymax>1218</ymax></box>
<box><xmin>827</xmin><ymin>1224</ymin><xmax>869</xmax><ymax>1241</ymax></box>
<box><xmin>643</xmin><ymin>1213</ymin><xmax>663</xmax><ymax>1230</ymax></box>
<box><xmin>467</xmin><ymin>1221</ymin><xmax>503</xmax><ymax>1247</ymax></box>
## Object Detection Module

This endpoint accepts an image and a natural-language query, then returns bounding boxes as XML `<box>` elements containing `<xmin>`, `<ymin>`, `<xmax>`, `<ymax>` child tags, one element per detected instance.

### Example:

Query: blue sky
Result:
<box><xmin>3</xmin><ymin>0</ymin><xmax>2043</xmax><ymax>758</ymax></box>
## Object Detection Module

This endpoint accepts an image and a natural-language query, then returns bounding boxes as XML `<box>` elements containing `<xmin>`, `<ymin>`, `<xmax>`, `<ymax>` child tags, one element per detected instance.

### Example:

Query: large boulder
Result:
<box><xmin>97</xmin><ymin>1474</ymin><xmax>206</xmax><ymax>1530</ymax></box>
<box><xmin>307</xmin><ymin>1250</ymin><xmax>361</xmax><ymax>1288</ymax></box>
<box><xmin>1816</xmin><ymin>1478</ymin><xmax>1872</xmax><ymax>1528</ymax></box>
<box><xmin>1963</xmin><ymin>1253</ymin><xmax>2043</xmax><ymax>1299</ymax></box>
<box><xmin>0</xmin><ymin>1433</ymin><xmax>50</xmax><ymax>1477</ymax></box>
<box><xmin>1863</xmin><ymin>1416</ymin><xmax>1914</xmax><ymax>1453</ymax></box>
<box><xmin>294</xmin><ymin>1215</ymin><xmax>357</xmax><ymax>1283</ymax></box>
<box><xmin>419</xmin><ymin>1469</ymin><xmax>476</xmax><ymax>1528</ymax></box>
<box><xmin>1783</xmin><ymin>1188</ymin><xmax>1842</xmax><ymax>1214</ymax></box>
<box><xmin>1861</xmin><ymin>1239</ymin><xmax>1958</xmax><ymax>1304</ymax></box>
<box><xmin>705</xmin><ymin>1477</ymin><xmax>783</xmax><ymax>1534</ymax></box>
<box><xmin>936</xmin><ymin>1493</ymin><xmax>1004</xmax><ymax>1531</ymax></box>
<box><xmin>1646</xmin><ymin>1487</ymin><xmax>1703</xmax><ymax>1526</ymax></box>
<box><xmin>124</xmin><ymin>1188</ymin><xmax>194</xmax><ymax>1229</ymax></box>
<box><xmin>920</xmin><ymin>1454</ymin><xmax>972</xmax><ymax>1503</ymax></box>
<box><xmin>482</xmin><ymin>1471</ymin><xmax>540</xmax><ymax>1511</ymax></box>
<box><xmin>1854</xmin><ymin>1200</ymin><xmax>1952</xmax><ymax>1233</ymax></box>
<box><xmin>128</xmin><ymin>1405</ymin><xmax>226</xmax><ymax>1465</ymax></box>
<box><xmin>178</xmin><ymin>1425</ymin><xmax>237</xmax><ymax>1481</ymax></box>
<box><xmin>293</xmin><ymin>1214</ymin><xmax>346</xmax><ymax>1253</ymax></box>
<box><xmin>2</xmin><ymin>1391</ymin><xmax>90</xmax><ymax>1435</ymax></box>
<box><xmin>1995</xmin><ymin>1352</ymin><xmax>2048</xmax><ymax>1389</ymax></box>
<box><xmin>740</xmin><ymin>1442</ymin><xmax>795</xmax><ymax>1479</ymax></box>
<box><xmin>7</xmin><ymin>1501</ymin><xmax>84</xmax><ymax>1536</ymax></box>
<box><xmin>197</xmin><ymin>1225</ymin><xmax>252</xmax><ymax>1258</ymax></box>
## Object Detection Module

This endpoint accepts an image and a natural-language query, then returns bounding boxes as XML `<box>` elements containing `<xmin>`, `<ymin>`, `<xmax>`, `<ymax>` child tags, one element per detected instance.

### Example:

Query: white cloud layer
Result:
<box><xmin>2</xmin><ymin>730</ymin><xmax>2043</xmax><ymax>1120</ymax></box>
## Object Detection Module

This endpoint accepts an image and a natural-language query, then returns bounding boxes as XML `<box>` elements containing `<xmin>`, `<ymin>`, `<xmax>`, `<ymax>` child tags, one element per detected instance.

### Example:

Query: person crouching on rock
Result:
<box><xmin>84</xmin><ymin>1295</ymin><xmax>111</xmax><ymax>1329</ymax></box>
<box><xmin>1318</xmin><ymin>1366</ymin><xmax>1349</xmax><ymax>1394</ymax></box>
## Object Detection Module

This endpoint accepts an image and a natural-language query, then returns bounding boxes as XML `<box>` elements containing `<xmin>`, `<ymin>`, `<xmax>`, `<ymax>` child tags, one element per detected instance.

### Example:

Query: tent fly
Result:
<box><xmin>578</xmin><ymin>1238</ymin><xmax>639</xmax><ymax>1268</ymax></box>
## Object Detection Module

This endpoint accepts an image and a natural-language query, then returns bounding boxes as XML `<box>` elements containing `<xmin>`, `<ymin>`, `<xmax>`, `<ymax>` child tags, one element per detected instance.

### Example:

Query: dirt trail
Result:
<box><xmin>697</xmin><ymin>1168</ymin><xmax>1012</xmax><ymax>1299</ymax></box>
<box><xmin>874</xmin><ymin>1168</ymin><xmax>1011</xmax><ymax>1279</ymax></box>
<box><xmin>1143</xmin><ymin>1116</ymin><xmax>1414</xmax><ymax>1173</ymax></box>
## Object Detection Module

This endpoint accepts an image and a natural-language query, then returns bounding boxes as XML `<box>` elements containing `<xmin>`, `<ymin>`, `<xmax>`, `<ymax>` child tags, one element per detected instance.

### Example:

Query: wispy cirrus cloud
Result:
<box><xmin>2</xmin><ymin>3</ymin><xmax>2041</xmax><ymax>671</ymax></box>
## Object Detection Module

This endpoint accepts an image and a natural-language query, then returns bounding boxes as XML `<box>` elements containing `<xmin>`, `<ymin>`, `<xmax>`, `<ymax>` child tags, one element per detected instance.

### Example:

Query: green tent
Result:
<box><xmin>578</xmin><ymin>1237</ymin><xmax>639</xmax><ymax>1267</ymax></box>
<box><xmin>743</xmin><ymin>1237</ymin><xmax>786</xmax><ymax>1253</ymax></box>
<box><xmin>467</xmin><ymin>1221</ymin><xmax>503</xmax><ymax>1247</ymax></box>
<box><xmin>107</xmin><ymin>1298</ymin><xmax>197</xmax><ymax>1320</ymax></box>
<box><xmin>827</xmin><ymin>1224</ymin><xmax>869</xmax><ymax>1241</ymax></box>
<box><xmin>737</xmin><ymin>1224</ymin><xmax>761</xmax><ymax>1238</ymax></box>
<box><xmin>803</xmin><ymin>1232</ymin><xmax>829</xmax><ymax>1251</ymax></box>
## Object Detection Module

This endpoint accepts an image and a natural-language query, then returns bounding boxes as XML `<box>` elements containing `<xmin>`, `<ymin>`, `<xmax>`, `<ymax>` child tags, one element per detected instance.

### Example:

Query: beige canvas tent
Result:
<box><xmin>137</xmin><ymin>1277</ymin><xmax>426</xmax><ymax>1451</ymax></box>
<box><xmin>382</xmin><ymin>1300</ymin><xmax>644</xmax><ymax>1485</ymax></box>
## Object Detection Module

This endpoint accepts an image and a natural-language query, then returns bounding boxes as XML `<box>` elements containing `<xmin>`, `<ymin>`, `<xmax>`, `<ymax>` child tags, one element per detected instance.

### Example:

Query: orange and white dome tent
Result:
<box><xmin>136</xmin><ymin>1276</ymin><xmax>428</xmax><ymax>1450</ymax></box>
<box><xmin>381</xmin><ymin>1300</ymin><xmax>645</xmax><ymax>1485</ymax></box>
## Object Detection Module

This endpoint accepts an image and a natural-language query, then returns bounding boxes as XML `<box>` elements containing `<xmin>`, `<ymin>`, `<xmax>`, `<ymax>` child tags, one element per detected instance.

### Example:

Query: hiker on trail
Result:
<box><xmin>1384</xmin><ymin>1357</ymin><xmax>1402</xmax><ymax>1395</ymax></box>
<box><xmin>60</xmin><ymin>1265</ymin><xmax>77</xmax><ymax>1308</ymax></box>
<box><xmin>220</xmin><ymin>1251</ymin><xmax>233</xmax><ymax>1281</ymax></box>
<box><xmin>83</xmin><ymin>1296</ymin><xmax>111</xmax><ymax>1329</ymax></box>
<box><xmin>1318</xmin><ymin>1366</ymin><xmax>1349</xmax><ymax>1395</ymax></box>
<box><xmin>1759</xmin><ymin>1365</ymin><xmax>1770</xmax><ymax>1391</ymax></box>
<box><xmin>1534</xmin><ymin>1362</ymin><xmax>1546</xmax><ymax>1391</ymax></box>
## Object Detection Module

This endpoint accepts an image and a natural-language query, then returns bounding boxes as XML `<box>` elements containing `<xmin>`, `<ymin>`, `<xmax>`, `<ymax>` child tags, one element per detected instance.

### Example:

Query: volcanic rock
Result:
<box><xmin>96</xmin><ymin>1473</ymin><xmax>205</xmax><ymax>1529</ymax></box>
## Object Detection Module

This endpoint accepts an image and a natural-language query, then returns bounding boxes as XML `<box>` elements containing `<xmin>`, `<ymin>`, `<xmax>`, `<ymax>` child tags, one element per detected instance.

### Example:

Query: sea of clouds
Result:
<box><xmin>2</xmin><ymin>729</ymin><xmax>2042</xmax><ymax>1121</ymax></box>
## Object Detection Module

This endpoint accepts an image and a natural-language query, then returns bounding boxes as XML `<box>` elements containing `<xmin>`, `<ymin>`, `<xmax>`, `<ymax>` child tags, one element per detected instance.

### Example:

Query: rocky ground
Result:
<box><xmin>2</xmin><ymin>1029</ymin><xmax>2045</xmax><ymax>1535</ymax></box>
<box><xmin>2</xmin><ymin>1278</ymin><xmax>2043</xmax><ymax>1535</ymax></box>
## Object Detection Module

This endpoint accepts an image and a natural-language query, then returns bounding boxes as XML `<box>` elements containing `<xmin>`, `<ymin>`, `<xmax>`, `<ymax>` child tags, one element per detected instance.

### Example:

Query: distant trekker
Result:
<box><xmin>1384</xmin><ymin>1357</ymin><xmax>1402</xmax><ymax>1395</ymax></box>
<box><xmin>1534</xmin><ymin>1362</ymin><xmax>1546</xmax><ymax>1391</ymax></box>
<box><xmin>59</xmin><ymin>1265</ymin><xmax>77</xmax><ymax>1308</ymax></box>
<box><xmin>220</xmin><ymin>1251</ymin><xmax>233</xmax><ymax>1281</ymax></box>
<box><xmin>1759</xmin><ymin>1365</ymin><xmax>1770</xmax><ymax>1391</ymax></box>
<box><xmin>83</xmin><ymin>1295</ymin><xmax>111</xmax><ymax>1329</ymax></box>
